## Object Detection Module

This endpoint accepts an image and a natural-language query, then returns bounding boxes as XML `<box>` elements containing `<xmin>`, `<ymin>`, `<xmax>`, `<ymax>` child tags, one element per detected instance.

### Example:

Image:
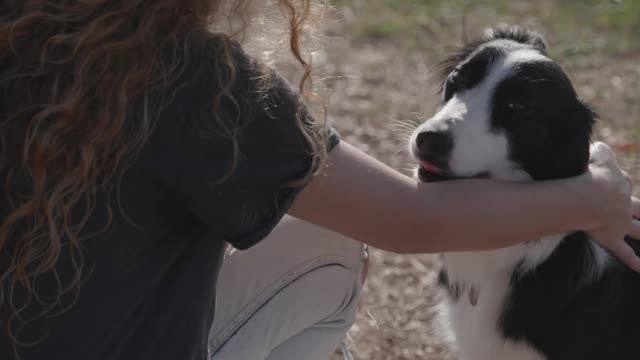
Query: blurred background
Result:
<box><xmin>284</xmin><ymin>1</ymin><xmax>640</xmax><ymax>359</ymax></box>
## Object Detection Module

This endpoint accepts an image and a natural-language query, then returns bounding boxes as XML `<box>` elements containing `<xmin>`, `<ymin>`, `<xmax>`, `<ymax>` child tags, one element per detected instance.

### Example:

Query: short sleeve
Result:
<box><xmin>175</xmin><ymin>41</ymin><xmax>340</xmax><ymax>250</ymax></box>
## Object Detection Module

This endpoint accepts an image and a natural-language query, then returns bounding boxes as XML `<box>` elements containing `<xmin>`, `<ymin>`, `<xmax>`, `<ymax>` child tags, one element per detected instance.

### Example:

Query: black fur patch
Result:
<box><xmin>500</xmin><ymin>233</ymin><xmax>640</xmax><ymax>359</ymax></box>
<box><xmin>438</xmin><ymin>269</ymin><xmax>478</xmax><ymax>306</ymax></box>
<box><xmin>438</xmin><ymin>269</ymin><xmax>461</xmax><ymax>302</ymax></box>
<box><xmin>490</xmin><ymin>61</ymin><xmax>596</xmax><ymax>180</ymax></box>
<box><xmin>468</xmin><ymin>287</ymin><xmax>479</xmax><ymax>306</ymax></box>
<box><xmin>443</xmin><ymin>46</ymin><xmax>502</xmax><ymax>102</ymax></box>
<box><xmin>435</xmin><ymin>25</ymin><xmax>547</xmax><ymax>95</ymax></box>
<box><xmin>485</xmin><ymin>25</ymin><xmax>547</xmax><ymax>54</ymax></box>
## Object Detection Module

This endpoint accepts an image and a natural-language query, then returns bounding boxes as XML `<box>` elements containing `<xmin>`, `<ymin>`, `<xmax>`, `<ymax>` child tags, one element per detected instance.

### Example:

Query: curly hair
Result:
<box><xmin>0</xmin><ymin>0</ymin><xmax>326</xmax><ymax>347</ymax></box>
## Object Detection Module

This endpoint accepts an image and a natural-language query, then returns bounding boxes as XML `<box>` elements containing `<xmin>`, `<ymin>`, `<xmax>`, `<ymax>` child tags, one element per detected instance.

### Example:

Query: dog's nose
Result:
<box><xmin>416</xmin><ymin>131</ymin><xmax>454</xmax><ymax>159</ymax></box>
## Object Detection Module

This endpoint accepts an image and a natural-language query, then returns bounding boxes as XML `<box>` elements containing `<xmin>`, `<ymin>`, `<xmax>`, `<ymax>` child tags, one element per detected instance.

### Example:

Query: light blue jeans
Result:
<box><xmin>208</xmin><ymin>215</ymin><xmax>367</xmax><ymax>360</ymax></box>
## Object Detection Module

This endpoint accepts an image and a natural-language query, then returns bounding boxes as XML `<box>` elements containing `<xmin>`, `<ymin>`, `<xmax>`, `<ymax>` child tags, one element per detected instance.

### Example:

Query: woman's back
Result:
<box><xmin>0</xmin><ymin>4</ymin><xmax>324</xmax><ymax>358</ymax></box>
<box><xmin>0</xmin><ymin>32</ymin><xmax>221</xmax><ymax>359</ymax></box>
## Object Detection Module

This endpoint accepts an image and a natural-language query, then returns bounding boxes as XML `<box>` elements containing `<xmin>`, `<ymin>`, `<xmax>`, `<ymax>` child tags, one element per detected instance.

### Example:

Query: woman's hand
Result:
<box><xmin>581</xmin><ymin>142</ymin><xmax>640</xmax><ymax>272</ymax></box>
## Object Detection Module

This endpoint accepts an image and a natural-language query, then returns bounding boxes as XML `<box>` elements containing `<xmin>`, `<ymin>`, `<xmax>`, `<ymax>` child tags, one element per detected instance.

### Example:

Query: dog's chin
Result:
<box><xmin>417</xmin><ymin>167</ymin><xmax>490</xmax><ymax>183</ymax></box>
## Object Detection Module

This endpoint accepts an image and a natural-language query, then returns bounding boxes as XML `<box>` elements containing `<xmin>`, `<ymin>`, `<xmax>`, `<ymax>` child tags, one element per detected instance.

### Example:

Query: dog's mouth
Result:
<box><xmin>417</xmin><ymin>160</ymin><xmax>490</xmax><ymax>183</ymax></box>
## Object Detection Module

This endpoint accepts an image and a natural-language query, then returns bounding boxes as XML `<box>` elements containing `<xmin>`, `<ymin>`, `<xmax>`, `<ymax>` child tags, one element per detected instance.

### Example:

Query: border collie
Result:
<box><xmin>409</xmin><ymin>25</ymin><xmax>640</xmax><ymax>360</ymax></box>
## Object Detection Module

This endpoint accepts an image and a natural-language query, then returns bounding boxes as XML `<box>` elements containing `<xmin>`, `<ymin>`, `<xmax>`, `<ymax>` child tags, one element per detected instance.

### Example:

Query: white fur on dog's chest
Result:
<box><xmin>440</xmin><ymin>237</ymin><xmax>565</xmax><ymax>360</ymax></box>
<box><xmin>443</xmin><ymin>274</ymin><xmax>545</xmax><ymax>360</ymax></box>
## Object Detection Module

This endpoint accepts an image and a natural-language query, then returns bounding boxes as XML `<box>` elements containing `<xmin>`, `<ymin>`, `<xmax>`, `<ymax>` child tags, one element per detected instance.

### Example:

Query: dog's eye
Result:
<box><xmin>506</xmin><ymin>102</ymin><xmax>530</xmax><ymax>113</ymax></box>
<box><xmin>451</xmin><ymin>69</ymin><xmax>464</xmax><ymax>86</ymax></box>
<box><xmin>444</xmin><ymin>69</ymin><xmax>465</xmax><ymax>101</ymax></box>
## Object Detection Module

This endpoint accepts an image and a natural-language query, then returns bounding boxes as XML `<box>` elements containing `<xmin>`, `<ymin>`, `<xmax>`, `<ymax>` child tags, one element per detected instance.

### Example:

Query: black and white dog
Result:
<box><xmin>410</xmin><ymin>25</ymin><xmax>640</xmax><ymax>360</ymax></box>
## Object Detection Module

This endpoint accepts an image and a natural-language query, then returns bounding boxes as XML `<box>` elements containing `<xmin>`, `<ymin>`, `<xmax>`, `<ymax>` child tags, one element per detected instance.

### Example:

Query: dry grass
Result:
<box><xmin>280</xmin><ymin>1</ymin><xmax>640</xmax><ymax>359</ymax></box>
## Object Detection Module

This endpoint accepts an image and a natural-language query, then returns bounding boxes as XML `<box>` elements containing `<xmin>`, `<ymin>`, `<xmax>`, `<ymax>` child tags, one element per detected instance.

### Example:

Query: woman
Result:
<box><xmin>1</xmin><ymin>1</ymin><xmax>638</xmax><ymax>360</ymax></box>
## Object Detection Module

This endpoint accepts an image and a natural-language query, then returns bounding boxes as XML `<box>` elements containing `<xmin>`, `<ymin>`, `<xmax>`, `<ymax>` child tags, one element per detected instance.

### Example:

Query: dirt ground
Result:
<box><xmin>277</xmin><ymin>1</ymin><xmax>640</xmax><ymax>359</ymax></box>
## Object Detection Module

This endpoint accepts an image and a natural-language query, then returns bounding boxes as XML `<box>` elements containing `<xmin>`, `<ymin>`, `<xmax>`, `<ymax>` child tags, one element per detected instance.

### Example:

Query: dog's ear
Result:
<box><xmin>483</xmin><ymin>25</ymin><xmax>548</xmax><ymax>54</ymax></box>
<box><xmin>434</xmin><ymin>25</ymin><xmax>548</xmax><ymax>96</ymax></box>
<box><xmin>574</xmin><ymin>98</ymin><xmax>597</xmax><ymax>141</ymax></box>
<box><xmin>526</xmin><ymin>99</ymin><xmax>596</xmax><ymax>181</ymax></box>
<box><xmin>550</xmin><ymin>99</ymin><xmax>597</xmax><ymax>179</ymax></box>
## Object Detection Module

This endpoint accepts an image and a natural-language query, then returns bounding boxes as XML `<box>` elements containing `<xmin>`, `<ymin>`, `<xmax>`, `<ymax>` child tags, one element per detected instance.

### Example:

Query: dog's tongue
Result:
<box><xmin>420</xmin><ymin>160</ymin><xmax>445</xmax><ymax>174</ymax></box>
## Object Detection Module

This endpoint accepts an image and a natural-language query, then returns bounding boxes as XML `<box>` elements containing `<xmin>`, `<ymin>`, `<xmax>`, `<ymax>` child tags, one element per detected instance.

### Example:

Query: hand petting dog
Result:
<box><xmin>585</xmin><ymin>142</ymin><xmax>640</xmax><ymax>272</ymax></box>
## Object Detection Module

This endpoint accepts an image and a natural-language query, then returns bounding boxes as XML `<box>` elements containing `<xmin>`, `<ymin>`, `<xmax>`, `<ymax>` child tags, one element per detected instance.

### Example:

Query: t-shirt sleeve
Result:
<box><xmin>176</xmin><ymin>42</ymin><xmax>340</xmax><ymax>250</ymax></box>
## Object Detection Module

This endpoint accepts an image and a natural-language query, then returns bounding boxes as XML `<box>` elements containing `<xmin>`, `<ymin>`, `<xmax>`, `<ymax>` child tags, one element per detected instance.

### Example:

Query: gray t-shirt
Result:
<box><xmin>1</xmin><ymin>34</ymin><xmax>339</xmax><ymax>360</ymax></box>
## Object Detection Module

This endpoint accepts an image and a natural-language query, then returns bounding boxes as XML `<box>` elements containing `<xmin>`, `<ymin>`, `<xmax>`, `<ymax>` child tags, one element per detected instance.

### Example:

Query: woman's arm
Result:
<box><xmin>289</xmin><ymin>141</ymin><xmax>640</xmax><ymax>270</ymax></box>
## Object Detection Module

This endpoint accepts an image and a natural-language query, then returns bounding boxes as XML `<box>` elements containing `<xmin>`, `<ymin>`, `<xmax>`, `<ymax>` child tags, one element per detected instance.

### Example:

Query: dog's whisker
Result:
<box><xmin>402</xmin><ymin>165</ymin><xmax>418</xmax><ymax>174</ymax></box>
<box><xmin>390</xmin><ymin>123</ymin><xmax>417</xmax><ymax>131</ymax></box>
<box><xmin>390</xmin><ymin>124</ymin><xmax>418</xmax><ymax>133</ymax></box>
<box><xmin>391</xmin><ymin>131</ymin><xmax>413</xmax><ymax>138</ymax></box>
<box><xmin>392</xmin><ymin>138</ymin><xmax>413</xmax><ymax>147</ymax></box>
<box><xmin>392</xmin><ymin>134</ymin><xmax>414</xmax><ymax>142</ymax></box>
<box><xmin>393</xmin><ymin>146</ymin><xmax>411</xmax><ymax>156</ymax></box>
<box><xmin>391</xmin><ymin>118</ymin><xmax>420</xmax><ymax>128</ymax></box>
<box><xmin>390</xmin><ymin>127</ymin><xmax>415</xmax><ymax>135</ymax></box>
<box><xmin>393</xmin><ymin>131</ymin><xmax>414</xmax><ymax>138</ymax></box>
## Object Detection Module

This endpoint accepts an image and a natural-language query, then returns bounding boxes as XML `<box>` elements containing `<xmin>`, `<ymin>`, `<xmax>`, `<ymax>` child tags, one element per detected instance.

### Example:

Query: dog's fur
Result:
<box><xmin>410</xmin><ymin>25</ymin><xmax>640</xmax><ymax>360</ymax></box>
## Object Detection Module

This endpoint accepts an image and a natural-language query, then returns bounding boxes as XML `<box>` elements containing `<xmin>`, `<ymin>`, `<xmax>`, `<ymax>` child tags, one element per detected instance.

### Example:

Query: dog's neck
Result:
<box><xmin>442</xmin><ymin>234</ymin><xmax>565</xmax><ymax>285</ymax></box>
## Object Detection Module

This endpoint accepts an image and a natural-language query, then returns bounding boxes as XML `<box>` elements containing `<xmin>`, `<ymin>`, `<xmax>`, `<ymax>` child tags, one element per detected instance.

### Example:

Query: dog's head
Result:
<box><xmin>410</xmin><ymin>25</ymin><xmax>596</xmax><ymax>182</ymax></box>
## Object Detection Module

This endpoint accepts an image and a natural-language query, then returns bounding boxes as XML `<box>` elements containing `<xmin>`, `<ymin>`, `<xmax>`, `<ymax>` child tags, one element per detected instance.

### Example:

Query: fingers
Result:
<box><xmin>633</xmin><ymin>197</ymin><xmax>640</xmax><ymax>220</ymax></box>
<box><xmin>612</xmin><ymin>241</ymin><xmax>640</xmax><ymax>273</ymax></box>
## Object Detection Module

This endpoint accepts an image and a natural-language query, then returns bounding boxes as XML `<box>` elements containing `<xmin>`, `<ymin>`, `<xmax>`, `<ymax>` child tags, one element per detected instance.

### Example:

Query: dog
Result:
<box><xmin>409</xmin><ymin>25</ymin><xmax>640</xmax><ymax>360</ymax></box>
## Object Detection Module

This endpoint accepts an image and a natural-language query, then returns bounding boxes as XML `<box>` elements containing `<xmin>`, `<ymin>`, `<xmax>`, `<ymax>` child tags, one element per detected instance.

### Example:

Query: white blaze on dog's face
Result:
<box><xmin>411</xmin><ymin>28</ymin><xmax>595</xmax><ymax>183</ymax></box>
<box><xmin>419</xmin><ymin>47</ymin><xmax>550</xmax><ymax>180</ymax></box>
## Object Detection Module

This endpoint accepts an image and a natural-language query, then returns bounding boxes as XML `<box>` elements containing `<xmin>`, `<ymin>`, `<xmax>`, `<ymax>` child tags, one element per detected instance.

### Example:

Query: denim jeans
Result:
<box><xmin>209</xmin><ymin>215</ymin><xmax>367</xmax><ymax>360</ymax></box>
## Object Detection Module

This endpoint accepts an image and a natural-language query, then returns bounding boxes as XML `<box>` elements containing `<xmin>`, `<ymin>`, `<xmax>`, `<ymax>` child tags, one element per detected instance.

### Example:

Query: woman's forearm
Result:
<box><xmin>406</xmin><ymin>175</ymin><xmax>597</xmax><ymax>252</ymax></box>
<box><xmin>289</xmin><ymin>141</ymin><xmax>599</xmax><ymax>253</ymax></box>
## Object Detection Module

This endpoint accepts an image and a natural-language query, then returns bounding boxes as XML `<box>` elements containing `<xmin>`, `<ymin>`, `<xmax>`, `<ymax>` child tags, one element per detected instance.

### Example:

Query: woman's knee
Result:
<box><xmin>299</xmin><ymin>264</ymin><xmax>363</xmax><ymax>325</ymax></box>
<box><xmin>210</xmin><ymin>264</ymin><xmax>363</xmax><ymax>360</ymax></box>
<box><xmin>265</xmin><ymin>215</ymin><xmax>368</xmax><ymax>282</ymax></box>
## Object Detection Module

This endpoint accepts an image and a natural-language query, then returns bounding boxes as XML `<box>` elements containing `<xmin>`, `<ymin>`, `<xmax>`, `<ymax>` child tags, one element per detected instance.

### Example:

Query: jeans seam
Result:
<box><xmin>208</xmin><ymin>254</ymin><xmax>351</xmax><ymax>353</ymax></box>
